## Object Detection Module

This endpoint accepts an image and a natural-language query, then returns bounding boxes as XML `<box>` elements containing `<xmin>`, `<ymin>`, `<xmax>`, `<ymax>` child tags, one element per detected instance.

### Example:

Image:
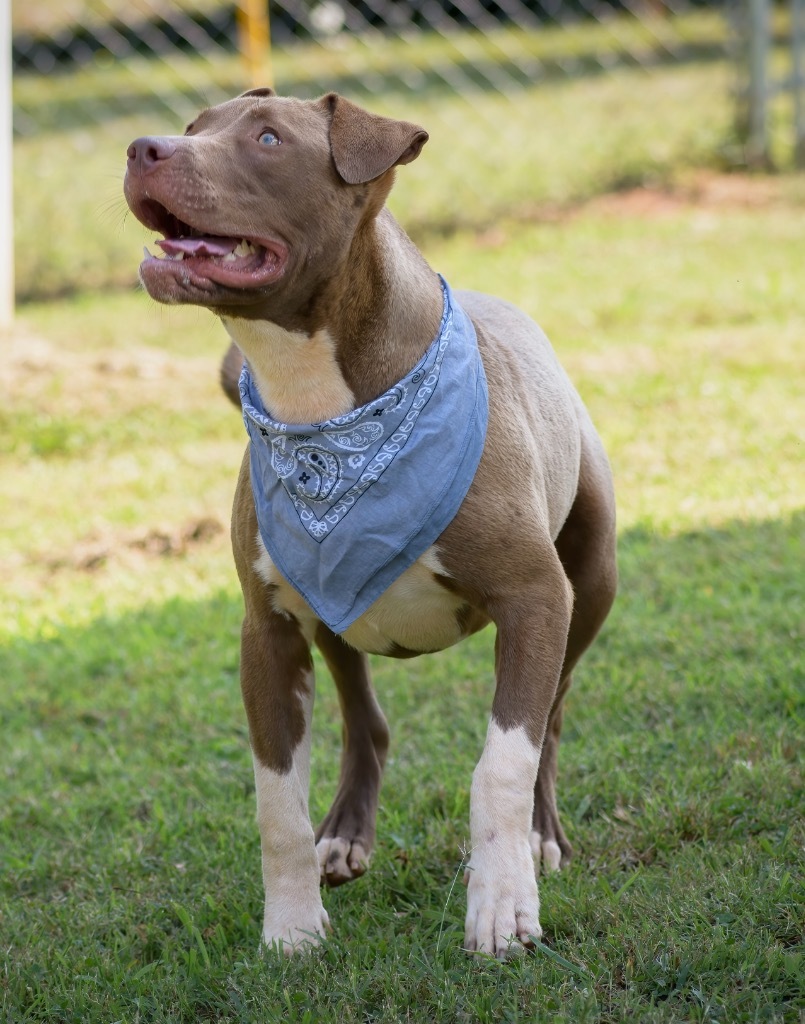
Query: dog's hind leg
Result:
<box><xmin>530</xmin><ymin>683</ymin><xmax>572</xmax><ymax>872</ymax></box>
<box><xmin>531</xmin><ymin>431</ymin><xmax>617</xmax><ymax>874</ymax></box>
<box><xmin>314</xmin><ymin>626</ymin><xmax>390</xmax><ymax>887</ymax></box>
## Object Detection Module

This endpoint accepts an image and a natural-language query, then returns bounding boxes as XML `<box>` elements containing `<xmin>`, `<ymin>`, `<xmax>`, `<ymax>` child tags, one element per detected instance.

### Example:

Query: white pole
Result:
<box><xmin>0</xmin><ymin>0</ymin><xmax>13</xmax><ymax>330</ymax></box>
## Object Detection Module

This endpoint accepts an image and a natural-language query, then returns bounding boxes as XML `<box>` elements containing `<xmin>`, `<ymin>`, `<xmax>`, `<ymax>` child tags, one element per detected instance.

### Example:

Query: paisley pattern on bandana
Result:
<box><xmin>240</xmin><ymin>278</ymin><xmax>488</xmax><ymax>633</ymax></box>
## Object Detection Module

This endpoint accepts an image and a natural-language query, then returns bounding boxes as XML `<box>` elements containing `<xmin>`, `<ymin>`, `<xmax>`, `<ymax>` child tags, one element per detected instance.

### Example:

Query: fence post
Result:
<box><xmin>745</xmin><ymin>0</ymin><xmax>771</xmax><ymax>167</ymax></box>
<box><xmin>237</xmin><ymin>0</ymin><xmax>273</xmax><ymax>89</ymax></box>
<box><xmin>793</xmin><ymin>0</ymin><xmax>805</xmax><ymax>167</ymax></box>
<box><xmin>1</xmin><ymin>0</ymin><xmax>13</xmax><ymax>330</ymax></box>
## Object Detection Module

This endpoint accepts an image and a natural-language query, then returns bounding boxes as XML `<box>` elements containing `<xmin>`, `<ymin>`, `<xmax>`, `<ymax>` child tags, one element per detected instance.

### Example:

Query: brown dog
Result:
<box><xmin>124</xmin><ymin>89</ymin><xmax>616</xmax><ymax>958</ymax></box>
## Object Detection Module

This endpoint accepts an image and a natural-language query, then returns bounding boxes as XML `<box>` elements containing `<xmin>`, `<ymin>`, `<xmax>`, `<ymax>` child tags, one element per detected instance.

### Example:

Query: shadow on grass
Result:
<box><xmin>1</xmin><ymin>512</ymin><xmax>800</xmax><ymax>813</ymax></box>
<box><xmin>2</xmin><ymin>511</ymin><xmax>802</xmax><ymax>759</ymax></box>
<box><xmin>3</xmin><ymin>512</ymin><xmax>798</xmax><ymax>704</ymax></box>
<box><xmin>0</xmin><ymin>513</ymin><xmax>801</xmax><ymax>1023</ymax></box>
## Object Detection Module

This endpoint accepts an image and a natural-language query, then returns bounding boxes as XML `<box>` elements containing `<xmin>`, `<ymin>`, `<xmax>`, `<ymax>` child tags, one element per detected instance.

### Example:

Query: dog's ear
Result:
<box><xmin>324</xmin><ymin>94</ymin><xmax>428</xmax><ymax>185</ymax></box>
<box><xmin>240</xmin><ymin>86</ymin><xmax>276</xmax><ymax>98</ymax></box>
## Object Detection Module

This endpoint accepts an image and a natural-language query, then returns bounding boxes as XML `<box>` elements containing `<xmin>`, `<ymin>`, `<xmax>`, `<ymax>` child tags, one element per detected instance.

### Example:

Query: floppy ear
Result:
<box><xmin>240</xmin><ymin>86</ymin><xmax>276</xmax><ymax>98</ymax></box>
<box><xmin>325</xmin><ymin>93</ymin><xmax>429</xmax><ymax>185</ymax></box>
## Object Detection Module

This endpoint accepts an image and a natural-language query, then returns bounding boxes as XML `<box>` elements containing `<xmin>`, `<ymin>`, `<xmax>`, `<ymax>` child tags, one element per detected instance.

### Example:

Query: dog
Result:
<box><xmin>123</xmin><ymin>89</ymin><xmax>617</xmax><ymax>959</ymax></box>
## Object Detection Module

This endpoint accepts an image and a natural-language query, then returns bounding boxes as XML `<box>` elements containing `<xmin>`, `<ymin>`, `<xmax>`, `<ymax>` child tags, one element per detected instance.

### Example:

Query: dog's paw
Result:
<box><xmin>316</xmin><ymin>835</ymin><xmax>370</xmax><ymax>887</ymax></box>
<box><xmin>529</xmin><ymin>829</ymin><xmax>563</xmax><ymax>875</ymax></box>
<box><xmin>464</xmin><ymin>842</ymin><xmax>542</xmax><ymax>958</ymax></box>
<box><xmin>262</xmin><ymin>902</ymin><xmax>331</xmax><ymax>956</ymax></box>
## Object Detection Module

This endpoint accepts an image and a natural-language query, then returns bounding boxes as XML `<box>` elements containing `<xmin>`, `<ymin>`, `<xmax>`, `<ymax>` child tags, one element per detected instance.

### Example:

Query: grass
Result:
<box><xmin>2</xmin><ymin>174</ymin><xmax>803</xmax><ymax>1021</ymax></box>
<box><xmin>3</xmin><ymin>20</ymin><xmax>805</xmax><ymax>1023</ymax></box>
<box><xmin>12</xmin><ymin>10</ymin><xmax>736</xmax><ymax>300</ymax></box>
<box><xmin>2</xmin><ymin>522</ymin><xmax>802</xmax><ymax>1023</ymax></box>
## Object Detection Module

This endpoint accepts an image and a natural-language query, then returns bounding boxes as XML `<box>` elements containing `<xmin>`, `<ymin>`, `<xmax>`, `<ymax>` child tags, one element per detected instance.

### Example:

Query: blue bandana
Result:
<box><xmin>239</xmin><ymin>279</ymin><xmax>488</xmax><ymax>634</ymax></box>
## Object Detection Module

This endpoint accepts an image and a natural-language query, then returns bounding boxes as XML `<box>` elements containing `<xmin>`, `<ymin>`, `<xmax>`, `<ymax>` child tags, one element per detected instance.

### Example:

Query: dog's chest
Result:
<box><xmin>254</xmin><ymin>536</ymin><xmax>481</xmax><ymax>655</ymax></box>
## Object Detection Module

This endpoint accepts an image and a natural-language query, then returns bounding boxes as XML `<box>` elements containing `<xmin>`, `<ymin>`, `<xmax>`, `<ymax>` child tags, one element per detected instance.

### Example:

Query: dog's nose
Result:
<box><xmin>126</xmin><ymin>136</ymin><xmax>177</xmax><ymax>175</ymax></box>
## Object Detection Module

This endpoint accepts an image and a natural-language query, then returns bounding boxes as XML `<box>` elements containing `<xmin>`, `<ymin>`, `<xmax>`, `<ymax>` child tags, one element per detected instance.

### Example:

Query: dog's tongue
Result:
<box><xmin>157</xmin><ymin>236</ymin><xmax>240</xmax><ymax>258</ymax></box>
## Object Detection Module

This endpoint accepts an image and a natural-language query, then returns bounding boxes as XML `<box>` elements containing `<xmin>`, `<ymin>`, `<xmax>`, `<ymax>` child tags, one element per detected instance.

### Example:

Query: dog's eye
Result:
<box><xmin>258</xmin><ymin>130</ymin><xmax>281</xmax><ymax>146</ymax></box>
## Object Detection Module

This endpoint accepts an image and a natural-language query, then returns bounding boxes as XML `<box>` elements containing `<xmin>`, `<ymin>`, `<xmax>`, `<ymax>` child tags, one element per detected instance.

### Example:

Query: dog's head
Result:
<box><xmin>123</xmin><ymin>89</ymin><xmax>428</xmax><ymax>323</ymax></box>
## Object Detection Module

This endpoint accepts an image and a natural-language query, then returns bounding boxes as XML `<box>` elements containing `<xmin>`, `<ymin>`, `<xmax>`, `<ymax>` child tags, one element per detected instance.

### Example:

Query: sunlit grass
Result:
<box><xmin>6</xmin><ymin>179</ymin><xmax>803</xmax><ymax>638</ymax></box>
<box><xmin>12</xmin><ymin>13</ymin><xmax>734</xmax><ymax>300</ymax></box>
<box><xmin>4</xmin><ymin>186</ymin><xmax>803</xmax><ymax>1023</ymax></box>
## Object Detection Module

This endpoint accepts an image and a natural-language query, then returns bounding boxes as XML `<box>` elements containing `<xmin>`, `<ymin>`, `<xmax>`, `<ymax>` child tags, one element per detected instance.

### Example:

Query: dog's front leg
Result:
<box><xmin>314</xmin><ymin>625</ymin><xmax>389</xmax><ymax>887</ymax></box>
<box><xmin>240</xmin><ymin>610</ymin><xmax>330</xmax><ymax>954</ymax></box>
<box><xmin>464</xmin><ymin>557</ymin><xmax>573</xmax><ymax>958</ymax></box>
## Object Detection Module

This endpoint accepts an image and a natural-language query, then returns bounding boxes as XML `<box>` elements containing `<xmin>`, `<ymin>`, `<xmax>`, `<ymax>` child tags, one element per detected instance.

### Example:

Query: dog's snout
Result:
<box><xmin>127</xmin><ymin>136</ymin><xmax>177</xmax><ymax>175</ymax></box>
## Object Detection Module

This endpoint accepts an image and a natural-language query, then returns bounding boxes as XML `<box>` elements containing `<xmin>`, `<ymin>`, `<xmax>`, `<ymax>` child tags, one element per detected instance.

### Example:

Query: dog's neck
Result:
<box><xmin>222</xmin><ymin>210</ymin><xmax>443</xmax><ymax>423</ymax></box>
<box><xmin>326</xmin><ymin>209</ymin><xmax>444</xmax><ymax>406</ymax></box>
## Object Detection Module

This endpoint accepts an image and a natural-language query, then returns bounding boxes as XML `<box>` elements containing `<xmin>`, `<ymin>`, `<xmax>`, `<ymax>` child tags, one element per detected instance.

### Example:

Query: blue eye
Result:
<box><xmin>259</xmin><ymin>130</ymin><xmax>281</xmax><ymax>146</ymax></box>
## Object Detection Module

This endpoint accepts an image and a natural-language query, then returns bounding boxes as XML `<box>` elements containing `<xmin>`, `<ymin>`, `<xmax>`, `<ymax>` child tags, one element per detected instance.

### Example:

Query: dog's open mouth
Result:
<box><xmin>135</xmin><ymin>199</ymin><xmax>287</xmax><ymax>291</ymax></box>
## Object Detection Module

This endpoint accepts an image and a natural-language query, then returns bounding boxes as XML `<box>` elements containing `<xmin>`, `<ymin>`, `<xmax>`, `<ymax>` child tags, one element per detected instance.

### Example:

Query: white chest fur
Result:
<box><xmin>254</xmin><ymin>534</ymin><xmax>472</xmax><ymax>655</ymax></box>
<box><xmin>223</xmin><ymin>317</ymin><xmax>355</xmax><ymax>423</ymax></box>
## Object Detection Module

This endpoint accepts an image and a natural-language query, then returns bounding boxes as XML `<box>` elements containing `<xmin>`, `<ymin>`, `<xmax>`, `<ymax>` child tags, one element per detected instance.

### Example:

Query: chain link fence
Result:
<box><xmin>9</xmin><ymin>0</ymin><xmax>766</xmax><ymax>301</ymax></box>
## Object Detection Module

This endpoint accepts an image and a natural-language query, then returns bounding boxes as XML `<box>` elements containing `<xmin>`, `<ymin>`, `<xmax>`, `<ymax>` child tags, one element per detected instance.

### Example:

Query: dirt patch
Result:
<box><xmin>467</xmin><ymin>172</ymin><xmax>800</xmax><ymax>245</ymax></box>
<box><xmin>0</xmin><ymin>328</ymin><xmax>222</xmax><ymax>420</ymax></box>
<box><xmin>582</xmin><ymin>171</ymin><xmax>794</xmax><ymax>220</ymax></box>
<box><xmin>40</xmin><ymin>516</ymin><xmax>225</xmax><ymax>573</ymax></box>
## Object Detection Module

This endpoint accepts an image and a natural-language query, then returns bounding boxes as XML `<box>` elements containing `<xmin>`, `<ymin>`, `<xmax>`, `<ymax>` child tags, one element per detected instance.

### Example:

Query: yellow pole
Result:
<box><xmin>237</xmin><ymin>0</ymin><xmax>273</xmax><ymax>90</ymax></box>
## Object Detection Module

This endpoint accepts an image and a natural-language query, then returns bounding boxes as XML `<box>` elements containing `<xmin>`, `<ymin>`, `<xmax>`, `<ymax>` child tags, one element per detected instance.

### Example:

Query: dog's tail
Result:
<box><xmin>220</xmin><ymin>341</ymin><xmax>244</xmax><ymax>409</ymax></box>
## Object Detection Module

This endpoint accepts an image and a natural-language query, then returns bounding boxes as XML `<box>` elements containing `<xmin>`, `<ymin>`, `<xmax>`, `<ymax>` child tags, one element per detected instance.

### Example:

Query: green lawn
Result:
<box><xmin>3</xmin><ymin>16</ymin><xmax>804</xmax><ymax>1018</ymax></box>
<box><xmin>2</xmin><ymin>172</ymin><xmax>802</xmax><ymax>1021</ymax></box>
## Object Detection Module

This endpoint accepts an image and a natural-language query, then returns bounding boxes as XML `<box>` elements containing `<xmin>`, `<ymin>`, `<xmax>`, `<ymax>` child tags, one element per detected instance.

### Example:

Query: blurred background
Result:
<box><xmin>6</xmin><ymin>0</ymin><xmax>805</xmax><ymax>304</ymax></box>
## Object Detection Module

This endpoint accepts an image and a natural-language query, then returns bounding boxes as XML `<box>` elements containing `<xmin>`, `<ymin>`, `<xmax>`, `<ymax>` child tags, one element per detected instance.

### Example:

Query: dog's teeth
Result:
<box><xmin>223</xmin><ymin>252</ymin><xmax>238</xmax><ymax>262</ymax></box>
<box><xmin>170</xmin><ymin>252</ymin><xmax>184</xmax><ymax>262</ymax></box>
<box><xmin>233</xmin><ymin>239</ymin><xmax>256</xmax><ymax>257</ymax></box>
<box><xmin>143</xmin><ymin>245</ymin><xmax>153</xmax><ymax>259</ymax></box>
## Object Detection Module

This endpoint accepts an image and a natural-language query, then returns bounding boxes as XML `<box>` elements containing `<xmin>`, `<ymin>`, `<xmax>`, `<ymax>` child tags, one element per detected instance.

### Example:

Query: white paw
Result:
<box><xmin>529</xmin><ymin>830</ymin><xmax>562</xmax><ymax>875</ymax></box>
<box><xmin>316</xmin><ymin>835</ymin><xmax>370</xmax><ymax>886</ymax></box>
<box><xmin>464</xmin><ymin>840</ymin><xmax>542</xmax><ymax>958</ymax></box>
<box><xmin>262</xmin><ymin>898</ymin><xmax>331</xmax><ymax>956</ymax></box>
